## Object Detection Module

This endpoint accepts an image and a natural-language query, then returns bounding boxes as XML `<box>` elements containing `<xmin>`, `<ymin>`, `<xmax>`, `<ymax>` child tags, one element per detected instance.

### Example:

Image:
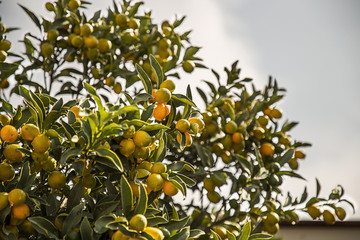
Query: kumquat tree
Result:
<box><xmin>0</xmin><ymin>0</ymin><xmax>354</xmax><ymax>239</ymax></box>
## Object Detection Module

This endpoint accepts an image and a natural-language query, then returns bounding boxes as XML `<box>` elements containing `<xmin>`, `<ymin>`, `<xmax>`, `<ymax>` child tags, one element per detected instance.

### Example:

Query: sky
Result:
<box><xmin>1</xmin><ymin>0</ymin><xmax>359</xmax><ymax>220</ymax></box>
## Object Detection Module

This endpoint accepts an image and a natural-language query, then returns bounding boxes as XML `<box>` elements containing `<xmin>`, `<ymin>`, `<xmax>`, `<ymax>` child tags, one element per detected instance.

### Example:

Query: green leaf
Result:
<box><xmin>211</xmin><ymin>230</ymin><xmax>221</xmax><ymax>240</ymax></box>
<box><xmin>134</xmin><ymin>183</ymin><xmax>148</xmax><ymax>215</ymax></box>
<box><xmin>235</xmin><ymin>154</ymin><xmax>253</xmax><ymax>175</ymax></box>
<box><xmin>136</xmin><ymin>64</ymin><xmax>152</xmax><ymax>94</ymax></box>
<box><xmin>163</xmin><ymin>216</ymin><xmax>190</xmax><ymax>232</ymax></box>
<box><xmin>277</xmin><ymin>148</ymin><xmax>295</xmax><ymax>166</ymax></box>
<box><xmin>189</xmin><ymin>229</ymin><xmax>205</xmax><ymax>239</ymax></box>
<box><xmin>150</xmin><ymin>54</ymin><xmax>164</xmax><ymax>88</ymax></box>
<box><xmin>239</xmin><ymin>222</ymin><xmax>251</xmax><ymax>240</ymax></box>
<box><xmin>17</xmin><ymin>161</ymin><xmax>35</xmax><ymax>192</ymax></box>
<box><xmin>28</xmin><ymin>217</ymin><xmax>59</xmax><ymax>240</ymax></box>
<box><xmin>94</xmin><ymin>215</ymin><xmax>116</xmax><ymax>234</ymax></box>
<box><xmin>316</xmin><ymin>178</ymin><xmax>321</xmax><ymax>197</ymax></box>
<box><xmin>121</xmin><ymin>175</ymin><xmax>133</xmax><ymax>216</ymax></box>
<box><xmin>60</xmin><ymin>148</ymin><xmax>82</xmax><ymax>164</ymax></box>
<box><xmin>140</xmin><ymin>124</ymin><xmax>170</xmax><ymax>132</ymax></box>
<box><xmin>248</xmin><ymin>233</ymin><xmax>273</xmax><ymax>240</ymax></box>
<box><xmin>194</xmin><ymin>143</ymin><xmax>214</xmax><ymax>167</ymax></box>
<box><xmin>117</xmin><ymin>105</ymin><xmax>139</xmax><ymax>116</ymax></box>
<box><xmin>227</xmin><ymin>230</ymin><xmax>237</xmax><ymax>240</ymax></box>
<box><xmin>169</xmin><ymin>226</ymin><xmax>190</xmax><ymax>240</ymax></box>
<box><xmin>171</xmin><ymin>94</ymin><xmax>197</xmax><ymax>108</ymax></box>
<box><xmin>277</xmin><ymin>171</ymin><xmax>306</xmax><ymax>180</ymax></box>
<box><xmin>80</xmin><ymin>216</ymin><xmax>93</xmax><ymax>240</ymax></box>
<box><xmin>18</xmin><ymin>4</ymin><xmax>41</xmax><ymax>30</ymax></box>
<box><xmin>152</xmin><ymin>130</ymin><xmax>167</xmax><ymax>163</ymax></box>
<box><xmin>93</xmin><ymin>148</ymin><xmax>123</xmax><ymax>172</ymax></box>
<box><xmin>175</xmin><ymin>173</ymin><xmax>196</xmax><ymax>187</ymax></box>
<box><xmin>183</xmin><ymin>46</ymin><xmax>201</xmax><ymax>60</ymax></box>
<box><xmin>84</xmin><ymin>82</ymin><xmax>104</xmax><ymax>113</ymax></box>
<box><xmin>63</xmin><ymin>203</ymin><xmax>84</xmax><ymax>235</ymax></box>
<box><xmin>94</xmin><ymin>201</ymin><xmax>120</xmax><ymax>220</ymax></box>
<box><xmin>67</xmin><ymin>181</ymin><xmax>83</xmax><ymax>210</ymax></box>
<box><xmin>133</xmin><ymin>93</ymin><xmax>153</xmax><ymax>104</ymax></box>
<box><xmin>147</xmin><ymin>216</ymin><xmax>168</xmax><ymax>226</ymax></box>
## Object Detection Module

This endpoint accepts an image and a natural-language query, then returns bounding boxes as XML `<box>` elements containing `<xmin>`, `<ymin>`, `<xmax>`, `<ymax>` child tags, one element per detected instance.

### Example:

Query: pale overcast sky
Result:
<box><xmin>1</xmin><ymin>0</ymin><xmax>359</xmax><ymax>220</ymax></box>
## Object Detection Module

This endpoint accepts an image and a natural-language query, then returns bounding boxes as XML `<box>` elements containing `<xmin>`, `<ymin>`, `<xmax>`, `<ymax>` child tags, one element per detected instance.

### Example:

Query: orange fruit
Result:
<box><xmin>105</xmin><ymin>76</ymin><xmax>115</xmax><ymax>87</ymax></box>
<box><xmin>11</xmin><ymin>203</ymin><xmax>30</xmax><ymax>220</ymax></box>
<box><xmin>0</xmin><ymin>114</ymin><xmax>11</xmax><ymax>125</ymax></box>
<box><xmin>129</xmin><ymin>214</ymin><xmax>147</xmax><ymax>231</ymax></box>
<box><xmin>176</xmin><ymin>132</ymin><xmax>192</xmax><ymax>147</ymax></box>
<box><xmin>31</xmin><ymin>134</ymin><xmax>51</xmax><ymax>153</ymax></box>
<box><xmin>294</xmin><ymin>150</ymin><xmax>306</xmax><ymax>159</ymax></box>
<box><xmin>335</xmin><ymin>207</ymin><xmax>346</xmax><ymax>221</ymax></box>
<box><xmin>176</xmin><ymin>119</ymin><xmax>190</xmax><ymax>133</ymax></box>
<box><xmin>3</xmin><ymin>144</ymin><xmax>24</xmax><ymax>162</ymax></box>
<box><xmin>1</xmin><ymin>125</ymin><xmax>18</xmax><ymax>143</ymax></box>
<box><xmin>270</xmin><ymin>108</ymin><xmax>282</xmax><ymax>119</ymax></box>
<box><xmin>84</xmin><ymin>35</ymin><xmax>98</xmax><ymax>48</ymax></box>
<box><xmin>265</xmin><ymin>212</ymin><xmax>280</xmax><ymax>225</ymax></box>
<box><xmin>0</xmin><ymin>192</ymin><xmax>9</xmax><ymax>210</ymax></box>
<box><xmin>112</xmin><ymin>230</ymin><xmax>130</xmax><ymax>240</ymax></box>
<box><xmin>307</xmin><ymin>205</ymin><xmax>322</xmax><ymax>219</ymax></box>
<box><xmin>8</xmin><ymin>189</ymin><xmax>26</xmax><ymax>206</ymax></box>
<box><xmin>128</xmin><ymin>18</ymin><xmax>139</xmax><ymax>29</ymax></box>
<box><xmin>0</xmin><ymin>162</ymin><xmax>15</xmax><ymax>182</ymax></box>
<box><xmin>71</xmin><ymin>35</ymin><xmax>83</xmax><ymax>48</ymax></box>
<box><xmin>130</xmin><ymin>181</ymin><xmax>140</xmax><ymax>197</ymax></box>
<box><xmin>207</xmin><ymin>191</ymin><xmax>221</xmax><ymax>203</ymax></box>
<box><xmin>133</xmin><ymin>131</ymin><xmax>152</xmax><ymax>147</ymax></box>
<box><xmin>115</xmin><ymin>14</ymin><xmax>128</xmax><ymax>27</ymax></box>
<box><xmin>113</xmin><ymin>82</ymin><xmax>122</xmax><ymax>93</ymax></box>
<box><xmin>68</xmin><ymin>0</ymin><xmax>81</xmax><ymax>10</ymax></box>
<box><xmin>20</xmin><ymin>124</ymin><xmax>40</xmax><ymax>141</ymax></box>
<box><xmin>48</xmin><ymin>171</ymin><xmax>66</xmax><ymax>189</ymax></box>
<box><xmin>41</xmin><ymin>42</ymin><xmax>54</xmax><ymax>57</ymax></box>
<box><xmin>80</xmin><ymin>23</ymin><xmax>93</xmax><ymax>37</ymax></box>
<box><xmin>134</xmin><ymin>146</ymin><xmax>151</xmax><ymax>160</ymax></box>
<box><xmin>323</xmin><ymin>210</ymin><xmax>336</xmax><ymax>225</ymax></box>
<box><xmin>153</xmin><ymin>103</ymin><xmax>170</xmax><ymax>121</ymax></box>
<box><xmin>232</xmin><ymin>132</ymin><xmax>244</xmax><ymax>144</ymax></box>
<box><xmin>98</xmin><ymin>38</ymin><xmax>112</xmax><ymax>53</ymax></box>
<box><xmin>260</xmin><ymin>142</ymin><xmax>275</xmax><ymax>156</ymax></box>
<box><xmin>163</xmin><ymin>181</ymin><xmax>178</xmax><ymax>196</ymax></box>
<box><xmin>159</xmin><ymin>80</ymin><xmax>176</xmax><ymax>92</ymax></box>
<box><xmin>203</xmin><ymin>177</ymin><xmax>215</xmax><ymax>192</ymax></box>
<box><xmin>224</xmin><ymin>120</ymin><xmax>237</xmax><ymax>134</ymax></box>
<box><xmin>136</xmin><ymin>161</ymin><xmax>152</xmax><ymax>171</ymax></box>
<box><xmin>47</xmin><ymin>29</ymin><xmax>59</xmax><ymax>42</ymax></box>
<box><xmin>151</xmin><ymin>162</ymin><xmax>167</xmax><ymax>174</ymax></box>
<box><xmin>154</xmin><ymin>88</ymin><xmax>171</xmax><ymax>104</ymax></box>
<box><xmin>158</xmin><ymin>38</ymin><xmax>171</xmax><ymax>49</ymax></box>
<box><xmin>41</xmin><ymin>157</ymin><xmax>57</xmax><ymax>172</ymax></box>
<box><xmin>189</xmin><ymin>117</ymin><xmax>205</xmax><ymax>132</ymax></box>
<box><xmin>146</xmin><ymin>173</ymin><xmax>164</xmax><ymax>192</ymax></box>
<box><xmin>263</xmin><ymin>107</ymin><xmax>272</xmax><ymax>116</ymax></box>
<box><xmin>143</xmin><ymin>227</ymin><xmax>164</xmax><ymax>240</ymax></box>
<box><xmin>214</xmin><ymin>226</ymin><xmax>227</xmax><ymax>240</ymax></box>
<box><xmin>119</xmin><ymin>139</ymin><xmax>136</xmax><ymax>157</ymax></box>
<box><xmin>257</xmin><ymin>115</ymin><xmax>269</xmax><ymax>127</ymax></box>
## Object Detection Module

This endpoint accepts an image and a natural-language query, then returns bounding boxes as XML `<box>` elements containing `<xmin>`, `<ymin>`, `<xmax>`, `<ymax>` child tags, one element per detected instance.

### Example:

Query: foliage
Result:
<box><xmin>0</xmin><ymin>0</ymin><xmax>353</xmax><ymax>240</ymax></box>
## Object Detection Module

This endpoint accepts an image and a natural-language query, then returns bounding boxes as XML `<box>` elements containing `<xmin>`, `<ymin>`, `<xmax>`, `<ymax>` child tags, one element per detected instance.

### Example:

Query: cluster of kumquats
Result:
<box><xmin>0</xmin><ymin>0</ymin><xmax>202</xmax><ymax>100</ymax></box>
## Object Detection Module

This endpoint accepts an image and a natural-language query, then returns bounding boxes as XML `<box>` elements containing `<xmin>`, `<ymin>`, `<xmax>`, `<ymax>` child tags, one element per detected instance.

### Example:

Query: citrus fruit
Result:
<box><xmin>211</xmin><ymin>142</ymin><xmax>224</xmax><ymax>156</ymax></box>
<box><xmin>176</xmin><ymin>132</ymin><xmax>192</xmax><ymax>147</ymax></box>
<box><xmin>158</xmin><ymin>38</ymin><xmax>170</xmax><ymax>49</ymax></box>
<box><xmin>32</xmin><ymin>134</ymin><xmax>51</xmax><ymax>153</ymax></box>
<box><xmin>225</xmin><ymin>121</ymin><xmax>237</xmax><ymax>134</ymax></box>
<box><xmin>207</xmin><ymin>191</ymin><xmax>221</xmax><ymax>203</ymax></box>
<box><xmin>335</xmin><ymin>207</ymin><xmax>346</xmax><ymax>221</ymax></box>
<box><xmin>115</xmin><ymin>14</ymin><xmax>128</xmax><ymax>27</ymax></box>
<box><xmin>19</xmin><ymin>219</ymin><xmax>35</xmax><ymax>235</ymax></box>
<box><xmin>3</xmin><ymin>144</ymin><xmax>24</xmax><ymax>162</ymax></box>
<box><xmin>0</xmin><ymin>192</ymin><xmax>9</xmax><ymax>210</ymax></box>
<box><xmin>84</xmin><ymin>35</ymin><xmax>98</xmax><ymax>49</ymax></box>
<box><xmin>8</xmin><ymin>189</ymin><xmax>26</xmax><ymax>206</ymax></box>
<box><xmin>252</xmin><ymin>127</ymin><xmax>265</xmax><ymax>140</ymax></box>
<box><xmin>82</xmin><ymin>174</ymin><xmax>96</xmax><ymax>189</ymax></box>
<box><xmin>119</xmin><ymin>139</ymin><xmax>136</xmax><ymax>157</ymax></box>
<box><xmin>137</xmin><ymin>161</ymin><xmax>153</xmax><ymax>171</ymax></box>
<box><xmin>48</xmin><ymin>171</ymin><xmax>66</xmax><ymax>189</ymax></box>
<box><xmin>260</xmin><ymin>142</ymin><xmax>275</xmax><ymax>156</ymax></box>
<box><xmin>263</xmin><ymin>107</ymin><xmax>272</xmax><ymax>116</ymax></box>
<box><xmin>47</xmin><ymin>29</ymin><xmax>59</xmax><ymax>42</ymax></box>
<box><xmin>221</xmin><ymin>151</ymin><xmax>232</xmax><ymax>164</ymax></box>
<box><xmin>0</xmin><ymin>162</ymin><xmax>15</xmax><ymax>182</ymax></box>
<box><xmin>270</xmin><ymin>108</ymin><xmax>282</xmax><ymax>119</ymax></box>
<box><xmin>20</xmin><ymin>124</ymin><xmax>40</xmax><ymax>141</ymax></box>
<box><xmin>80</xmin><ymin>23</ymin><xmax>93</xmax><ymax>37</ymax></box>
<box><xmin>71</xmin><ymin>35</ymin><xmax>83</xmax><ymax>48</ymax></box>
<box><xmin>323</xmin><ymin>210</ymin><xmax>336</xmax><ymax>224</ymax></box>
<box><xmin>1</xmin><ymin>125</ymin><xmax>18</xmax><ymax>143</ymax></box>
<box><xmin>154</xmin><ymin>88</ymin><xmax>171</xmax><ymax>104</ymax></box>
<box><xmin>265</xmin><ymin>212</ymin><xmax>280</xmax><ymax>225</ymax></box>
<box><xmin>68</xmin><ymin>0</ymin><xmax>81</xmax><ymax>10</ymax></box>
<box><xmin>143</xmin><ymin>227</ymin><xmax>164</xmax><ymax>240</ymax></box>
<box><xmin>86</xmin><ymin>48</ymin><xmax>99</xmax><ymax>60</ymax></box>
<box><xmin>134</xmin><ymin>146</ymin><xmax>151</xmax><ymax>160</ymax></box>
<box><xmin>105</xmin><ymin>76</ymin><xmax>115</xmax><ymax>87</ymax></box>
<box><xmin>133</xmin><ymin>131</ymin><xmax>152</xmax><ymax>147</ymax></box>
<box><xmin>151</xmin><ymin>162</ymin><xmax>167</xmax><ymax>174</ymax></box>
<box><xmin>232</xmin><ymin>132</ymin><xmax>244</xmax><ymax>144</ymax></box>
<box><xmin>203</xmin><ymin>177</ymin><xmax>215</xmax><ymax>192</ymax></box>
<box><xmin>45</xmin><ymin>2</ymin><xmax>55</xmax><ymax>11</ymax></box>
<box><xmin>98</xmin><ymin>38</ymin><xmax>112</xmax><ymax>53</ymax></box>
<box><xmin>0</xmin><ymin>114</ymin><xmax>11</xmax><ymax>125</ymax></box>
<box><xmin>153</xmin><ymin>103</ymin><xmax>170</xmax><ymax>121</ymax></box>
<box><xmin>11</xmin><ymin>203</ymin><xmax>30</xmax><ymax>220</ymax></box>
<box><xmin>205</xmin><ymin>122</ymin><xmax>218</xmax><ymax>135</ymax></box>
<box><xmin>146</xmin><ymin>173</ymin><xmax>164</xmax><ymax>192</ymax></box>
<box><xmin>163</xmin><ymin>181</ymin><xmax>178</xmax><ymax>196</ymax></box>
<box><xmin>294</xmin><ymin>150</ymin><xmax>306</xmax><ymax>159</ymax></box>
<box><xmin>214</xmin><ymin>226</ymin><xmax>227</xmax><ymax>240</ymax></box>
<box><xmin>129</xmin><ymin>214</ymin><xmax>147</xmax><ymax>231</ymax></box>
<box><xmin>128</xmin><ymin>18</ymin><xmax>139</xmax><ymax>29</ymax></box>
<box><xmin>113</xmin><ymin>82</ymin><xmax>122</xmax><ymax>93</ymax></box>
<box><xmin>257</xmin><ymin>115</ymin><xmax>269</xmax><ymax>127</ymax></box>
<box><xmin>130</xmin><ymin>181</ymin><xmax>140</xmax><ymax>197</ymax></box>
<box><xmin>288</xmin><ymin>158</ymin><xmax>298</xmax><ymax>170</ymax></box>
<box><xmin>176</xmin><ymin>119</ymin><xmax>190</xmax><ymax>133</ymax></box>
<box><xmin>41</xmin><ymin>157</ymin><xmax>57</xmax><ymax>172</ymax></box>
<box><xmin>160</xmin><ymin>79</ymin><xmax>176</xmax><ymax>92</ymax></box>
<box><xmin>0</xmin><ymin>50</ymin><xmax>7</xmax><ymax>62</ymax></box>
<box><xmin>0</xmin><ymin>39</ymin><xmax>11</xmax><ymax>51</ymax></box>
<box><xmin>189</xmin><ymin>117</ymin><xmax>205</xmax><ymax>132</ymax></box>
<box><xmin>307</xmin><ymin>205</ymin><xmax>322</xmax><ymax>219</ymax></box>
<box><xmin>31</xmin><ymin>151</ymin><xmax>49</xmax><ymax>163</ymax></box>
<box><xmin>262</xmin><ymin>222</ymin><xmax>279</xmax><ymax>235</ymax></box>
<box><xmin>41</xmin><ymin>42</ymin><xmax>54</xmax><ymax>57</ymax></box>
<box><xmin>112</xmin><ymin>230</ymin><xmax>130</xmax><ymax>240</ymax></box>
